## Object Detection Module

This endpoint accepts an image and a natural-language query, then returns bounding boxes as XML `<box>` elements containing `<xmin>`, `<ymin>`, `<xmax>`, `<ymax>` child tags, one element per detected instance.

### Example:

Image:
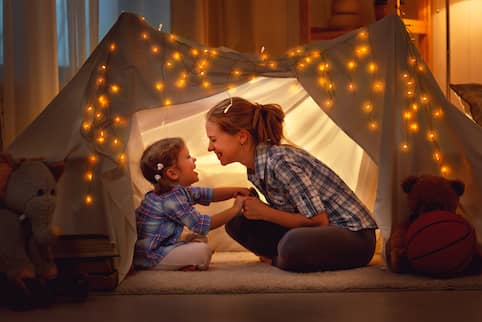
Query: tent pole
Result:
<box><xmin>445</xmin><ymin>0</ymin><xmax>451</xmax><ymax>100</ymax></box>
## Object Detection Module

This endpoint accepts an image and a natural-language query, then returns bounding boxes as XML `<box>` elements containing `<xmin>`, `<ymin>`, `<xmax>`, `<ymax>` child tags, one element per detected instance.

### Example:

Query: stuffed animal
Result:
<box><xmin>385</xmin><ymin>174</ymin><xmax>481</xmax><ymax>277</ymax></box>
<box><xmin>0</xmin><ymin>153</ymin><xmax>88</xmax><ymax>311</ymax></box>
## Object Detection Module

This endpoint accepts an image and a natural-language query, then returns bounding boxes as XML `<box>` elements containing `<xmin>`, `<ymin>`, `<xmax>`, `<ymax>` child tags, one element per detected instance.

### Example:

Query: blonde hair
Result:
<box><xmin>206</xmin><ymin>97</ymin><xmax>285</xmax><ymax>145</ymax></box>
<box><xmin>140</xmin><ymin>137</ymin><xmax>184</xmax><ymax>194</ymax></box>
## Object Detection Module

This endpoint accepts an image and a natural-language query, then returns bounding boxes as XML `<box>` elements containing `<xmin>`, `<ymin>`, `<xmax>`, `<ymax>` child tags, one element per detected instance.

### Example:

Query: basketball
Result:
<box><xmin>405</xmin><ymin>210</ymin><xmax>476</xmax><ymax>277</ymax></box>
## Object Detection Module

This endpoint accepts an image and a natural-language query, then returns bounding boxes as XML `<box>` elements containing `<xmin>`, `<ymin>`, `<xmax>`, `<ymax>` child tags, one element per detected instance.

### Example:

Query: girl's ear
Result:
<box><xmin>165</xmin><ymin>167</ymin><xmax>179</xmax><ymax>181</ymax></box>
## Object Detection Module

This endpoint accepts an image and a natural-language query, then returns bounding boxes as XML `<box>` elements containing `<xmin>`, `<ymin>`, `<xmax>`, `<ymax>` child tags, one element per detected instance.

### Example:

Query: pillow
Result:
<box><xmin>450</xmin><ymin>83</ymin><xmax>482</xmax><ymax>125</ymax></box>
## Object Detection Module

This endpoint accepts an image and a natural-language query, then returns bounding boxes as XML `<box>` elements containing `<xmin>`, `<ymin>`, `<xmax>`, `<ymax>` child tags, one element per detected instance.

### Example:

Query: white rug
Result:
<box><xmin>111</xmin><ymin>252</ymin><xmax>482</xmax><ymax>295</ymax></box>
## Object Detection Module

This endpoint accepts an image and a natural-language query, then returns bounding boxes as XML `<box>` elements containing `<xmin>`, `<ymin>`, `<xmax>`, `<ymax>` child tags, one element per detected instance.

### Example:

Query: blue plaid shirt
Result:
<box><xmin>134</xmin><ymin>185</ymin><xmax>213</xmax><ymax>268</ymax></box>
<box><xmin>247</xmin><ymin>143</ymin><xmax>378</xmax><ymax>231</ymax></box>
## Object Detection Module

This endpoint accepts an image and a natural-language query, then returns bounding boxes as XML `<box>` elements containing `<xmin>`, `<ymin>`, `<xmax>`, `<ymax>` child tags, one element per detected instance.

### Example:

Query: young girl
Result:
<box><xmin>134</xmin><ymin>137</ymin><xmax>249</xmax><ymax>271</ymax></box>
<box><xmin>205</xmin><ymin>97</ymin><xmax>378</xmax><ymax>272</ymax></box>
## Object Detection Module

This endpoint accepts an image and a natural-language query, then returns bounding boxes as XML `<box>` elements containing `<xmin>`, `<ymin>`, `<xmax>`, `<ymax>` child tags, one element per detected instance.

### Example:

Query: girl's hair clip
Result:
<box><xmin>154</xmin><ymin>174</ymin><xmax>162</xmax><ymax>181</ymax></box>
<box><xmin>157</xmin><ymin>163</ymin><xmax>164</xmax><ymax>171</ymax></box>
<box><xmin>223</xmin><ymin>97</ymin><xmax>233</xmax><ymax>114</ymax></box>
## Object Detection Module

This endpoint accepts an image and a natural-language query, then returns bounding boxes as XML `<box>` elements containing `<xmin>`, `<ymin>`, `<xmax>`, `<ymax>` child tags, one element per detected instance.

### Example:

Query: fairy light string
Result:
<box><xmin>78</xmin><ymin>13</ymin><xmax>451</xmax><ymax>205</ymax></box>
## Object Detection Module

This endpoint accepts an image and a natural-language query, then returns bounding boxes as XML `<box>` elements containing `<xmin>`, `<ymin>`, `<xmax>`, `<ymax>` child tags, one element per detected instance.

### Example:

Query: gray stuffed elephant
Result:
<box><xmin>0</xmin><ymin>153</ymin><xmax>88</xmax><ymax>311</ymax></box>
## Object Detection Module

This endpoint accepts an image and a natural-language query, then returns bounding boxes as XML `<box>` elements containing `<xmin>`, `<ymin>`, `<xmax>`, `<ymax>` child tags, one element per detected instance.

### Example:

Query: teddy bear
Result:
<box><xmin>0</xmin><ymin>153</ymin><xmax>88</xmax><ymax>311</ymax></box>
<box><xmin>385</xmin><ymin>174</ymin><xmax>481</xmax><ymax>276</ymax></box>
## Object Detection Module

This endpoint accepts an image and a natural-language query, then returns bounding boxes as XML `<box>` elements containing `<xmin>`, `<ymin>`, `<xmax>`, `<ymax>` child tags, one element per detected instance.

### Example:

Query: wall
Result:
<box><xmin>430</xmin><ymin>0</ymin><xmax>482</xmax><ymax>106</ymax></box>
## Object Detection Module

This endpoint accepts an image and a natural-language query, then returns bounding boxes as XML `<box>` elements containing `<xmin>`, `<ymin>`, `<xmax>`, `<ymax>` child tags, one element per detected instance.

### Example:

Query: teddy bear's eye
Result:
<box><xmin>50</xmin><ymin>189</ymin><xmax>56</xmax><ymax>196</ymax></box>
<box><xmin>36</xmin><ymin>189</ymin><xmax>45</xmax><ymax>196</ymax></box>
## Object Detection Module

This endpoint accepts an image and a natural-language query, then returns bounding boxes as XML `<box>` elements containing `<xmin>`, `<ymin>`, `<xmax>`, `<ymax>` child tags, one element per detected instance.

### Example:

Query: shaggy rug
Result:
<box><xmin>110</xmin><ymin>252</ymin><xmax>482</xmax><ymax>295</ymax></box>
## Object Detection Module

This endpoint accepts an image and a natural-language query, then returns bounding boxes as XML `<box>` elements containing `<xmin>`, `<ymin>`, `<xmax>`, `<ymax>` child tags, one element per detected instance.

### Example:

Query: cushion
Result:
<box><xmin>450</xmin><ymin>83</ymin><xmax>482</xmax><ymax>125</ymax></box>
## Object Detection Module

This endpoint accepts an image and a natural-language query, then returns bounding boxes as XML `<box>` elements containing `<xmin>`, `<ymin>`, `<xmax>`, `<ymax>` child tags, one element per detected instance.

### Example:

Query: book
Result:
<box><xmin>53</xmin><ymin>234</ymin><xmax>118</xmax><ymax>259</ymax></box>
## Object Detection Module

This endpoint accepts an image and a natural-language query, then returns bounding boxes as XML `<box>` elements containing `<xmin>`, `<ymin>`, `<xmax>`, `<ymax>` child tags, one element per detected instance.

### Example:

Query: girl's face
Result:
<box><xmin>205</xmin><ymin>121</ymin><xmax>242</xmax><ymax>166</ymax></box>
<box><xmin>175</xmin><ymin>145</ymin><xmax>199</xmax><ymax>186</ymax></box>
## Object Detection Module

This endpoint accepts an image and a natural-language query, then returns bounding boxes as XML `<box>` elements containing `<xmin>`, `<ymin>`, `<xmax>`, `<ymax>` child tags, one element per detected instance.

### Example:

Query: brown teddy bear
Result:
<box><xmin>0</xmin><ymin>153</ymin><xmax>88</xmax><ymax>311</ymax></box>
<box><xmin>385</xmin><ymin>174</ymin><xmax>481</xmax><ymax>276</ymax></box>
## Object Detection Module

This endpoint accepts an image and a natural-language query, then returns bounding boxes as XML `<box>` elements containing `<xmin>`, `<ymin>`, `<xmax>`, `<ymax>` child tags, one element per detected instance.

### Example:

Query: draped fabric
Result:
<box><xmin>7</xmin><ymin>13</ymin><xmax>482</xmax><ymax>282</ymax></box>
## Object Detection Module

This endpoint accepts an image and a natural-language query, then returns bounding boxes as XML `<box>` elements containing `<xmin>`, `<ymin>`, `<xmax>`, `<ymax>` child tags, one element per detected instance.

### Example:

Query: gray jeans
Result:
<box><xmin>225</xmin><ymin>214</ymin><xmax>376</xmax><ymax>272</ymax></box>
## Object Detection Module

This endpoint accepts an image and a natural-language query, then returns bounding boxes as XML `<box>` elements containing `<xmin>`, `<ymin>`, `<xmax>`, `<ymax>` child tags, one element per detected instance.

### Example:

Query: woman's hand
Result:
<box><xmin>232</xmin><ymin>195</ymin><xmax>247</xmax><ymax>213</ymax></box>
<box><xmin>242</xmin><ymin>197</ymin><xmax>269</xmax><ymax>220</ymax></box>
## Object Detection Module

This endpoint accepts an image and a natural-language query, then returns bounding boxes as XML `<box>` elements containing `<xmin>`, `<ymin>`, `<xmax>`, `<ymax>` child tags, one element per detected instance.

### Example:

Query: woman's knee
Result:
<box><xmin>224</xmin><ymin>215</ymin><xmax>244</xmax><ymax>240</ymax></box>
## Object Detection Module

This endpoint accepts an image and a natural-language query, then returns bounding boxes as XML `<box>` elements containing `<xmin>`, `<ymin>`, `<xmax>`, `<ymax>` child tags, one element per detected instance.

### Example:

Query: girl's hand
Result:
<box><xmin>233</xmin><ymin>188</ymin><xmax>251</xmax><ymax>198</ymax></box>
<box><xmin>242</xmin><ymin>197</ymin><xmax>269</xmax><ymax>220</ymax></box>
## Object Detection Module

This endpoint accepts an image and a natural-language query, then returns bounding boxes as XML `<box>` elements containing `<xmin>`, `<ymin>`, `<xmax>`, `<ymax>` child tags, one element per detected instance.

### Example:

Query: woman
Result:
<box><xmin>205</xmin><ymin>97</ymin><xmax>378</xmax><ymax>272</ymax></box>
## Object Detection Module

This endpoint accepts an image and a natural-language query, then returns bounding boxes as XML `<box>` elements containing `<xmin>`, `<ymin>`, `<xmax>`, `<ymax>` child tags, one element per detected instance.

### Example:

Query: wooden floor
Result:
<box><xmin>2</xmin><ymin>291</ymin><xmax>482</xmax><ymax>322</ymax></box>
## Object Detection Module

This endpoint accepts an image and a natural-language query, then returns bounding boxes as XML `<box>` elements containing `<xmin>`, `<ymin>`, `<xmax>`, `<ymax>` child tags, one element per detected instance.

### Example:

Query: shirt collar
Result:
<box><xmin>248</xmin><ymin>143</ymin><xmax>270</xmax><ymax>179</ymax></box>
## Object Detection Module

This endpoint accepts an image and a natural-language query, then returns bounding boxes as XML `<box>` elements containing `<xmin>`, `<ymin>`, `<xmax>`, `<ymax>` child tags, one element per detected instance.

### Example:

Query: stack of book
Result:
<box><xmin>53</xmin><ymin>234</ymin><xmax>119</xmax><ymax>291</ymax></box>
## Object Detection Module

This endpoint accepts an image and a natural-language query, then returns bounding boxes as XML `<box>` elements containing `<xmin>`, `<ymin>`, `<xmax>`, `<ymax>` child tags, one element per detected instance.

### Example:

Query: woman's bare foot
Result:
<box><xmin>258</xmin><ymin>256</ymin><xmax>272</xmax><ymax>265</ymax></box>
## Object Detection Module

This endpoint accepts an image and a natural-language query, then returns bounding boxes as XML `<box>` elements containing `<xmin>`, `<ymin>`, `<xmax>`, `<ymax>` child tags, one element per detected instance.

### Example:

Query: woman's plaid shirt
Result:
<box><xmin>247</xmin><ymin>144</ymin><xmax>378</xmax><ymax>231</ymax></box>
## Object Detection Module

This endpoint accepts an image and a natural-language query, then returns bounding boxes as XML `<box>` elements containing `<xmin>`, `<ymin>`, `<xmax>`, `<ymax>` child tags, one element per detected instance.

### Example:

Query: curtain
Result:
<box><xmin>171</xmin><ymin>0</ymin><xmax>301</xmax><ymax>56</ymax></box>
<box><xmin>2</xmin><ymin>0</ymin><xmax>58</xmax><ymax>149</ymax></box>
<box><xmin>1</xmin><ymin>0</ymin><xmax>98</xmax><ymax>149</ymax></box>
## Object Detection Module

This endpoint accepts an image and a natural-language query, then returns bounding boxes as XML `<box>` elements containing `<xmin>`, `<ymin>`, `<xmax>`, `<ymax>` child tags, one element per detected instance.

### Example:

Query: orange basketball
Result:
<box><xmin>405</xmin><ymin>210</ymin><xmax>476</xmax><ymax>277</ymax></box>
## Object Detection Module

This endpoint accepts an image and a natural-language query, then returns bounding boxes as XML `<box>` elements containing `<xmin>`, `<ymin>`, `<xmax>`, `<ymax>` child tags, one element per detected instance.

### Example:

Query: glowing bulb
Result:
<box><xmin>151</xmin><ymin>46</ymin><xmax>160</xmax><ymax>54</ymax></box>
<box><xmin>367</xmin><ymin>62</ymin><xmax>377</xmax><ymax>73</ymax></box>
<box><xmin>169</xmin><ymin>34</ymin><xmax>176</xmax><ymax>42</ymax></box>
<box><xmin>175</xmin><ymin>78</ymin><xmax>186</xmax><ymax>88</ymax></box>
<box><xmin>433</xmin><ymin>150</ymin><xmax>442</xmax><ymax>162</ymax></box>
<box><xmin>85</xmin><ymin>171</ymin><xmax>93</xmax><ymax>181</ymax></box>
<box><xmin>355</xmin><ymin>45</ymin><xmax>369</xmax><ymax>57</ymax></box>
<box><xmin>347</xmin><ymin>60</ymin><xmax>356</xmax><ymax>70</ymax></box>
<box><xmin>202</xmin><ymin>80</ymin><xmax>211</xmax><ymax>88</ymax></box>
<box><xmin>268</xmin><ymin>61</ymin><xmax>277</xmax><ymax>69</ymax></box>
<box><xmin>403</xmin><ymin>110</ymin><xmax>413</xmax><ymax>120</ymax></box>
<box><xmin>400</xmin><ymin>142</ymin><xmax>409</xmax><ymax>152</ymax></box>
<box><xmin>96</xmin><ymin>77</ymin><xmax>105</xmax><ymax>87</ymax></box>
<box><xmin>420</xmin><ymin>95</ymin><xmax>429</xmax><ymax>103</ymax></box>
<box><xmin>401</xmin><ymin>73</ymin><xmax>409</xmax><ymax>79</ymax></box>
<box><xmin>114</xmin><ymin>116</ymin><xmax>122</xmax><ymax>124</ymax></box>
<box><xmin>88</xmin><ymin>154</ymin><xmax>98</xmax><ymax>164</ymax></box>
<box><xmin>440</xmin><ymin>165</ymin><xmax>451</xmax><ymax>176</ymax></box>
<box><xmin>85</xmin><ymin>194</ymin><xmax>93</xmax><ymax>205</ymax></box>
<box><xmin>426</xmin><ymin>130</ymin><xmax>437</xmax><ymax>141</ymax></box>
<box><xmin>141</xmin><ymin>32</ymin><xmax>149</xmax><ymax>40</ymax></box>
<box><xmin>98</xmin><ymin>95</ymin><xmax>109</xmax><ymax>107</ymax></box>
<box><xmin>358</xmin><ymin>31</ymin><xmax>368</xmax><ymax>39</ymax></box>
<box><xmin>99</xmin><ymin>65</ymin><xmax>107</xmax><ymax>71</ymax></box>
<box><xmin>362</xmin><ymin>102</ymin><xmax>373</xmax><ymax>113</ymax></box>
<box><xmin>232</xmin><ymin>69</ymin><xmax>241</xmax><ymax>76</ymax></box>
<box><xmin>408</xmin><ymin>57</ymin><xmax>417</xmax><ymax>65</ymax></box>
<box><xmin>95</xmin><ymin>112</ymin><xmax>103</xmax><ymax>120</ymax></box>
<box><xmin>119</xmin><ymin>153</ymin><xmax>127</xmax><ymax>163</ymax></box>
<box><xmin>172</xmin><ymin>51</ymin><xmax>181</xmax><ymax>61</ymax></box>
<box><xmin>408</xmin><ymin>122</ymin><xmax>419</xmax><ymax>132</ymax></box>
<box><xmin>372</xmin><ymin>81</ymin><xmax>384</xmax><ymax>92</ymax></box>
<box><xmin>191</xmin><ymin>48</ymin><xmax>199</xmax><ymax>56</ymax></box>
<box><xmin>368</xmin><ymin>121</ymin><xmax>378</xmax><ymax>131</ymax></box>
<box><xmin>347</xmin><ymin>82</ymin><xmax>356</xmax><ymax>92</ymax></box>
<box><xmin>155</xmin><ymin>82</ymin><xmax>164</xmax><ymax>91</ymax></box>
<box><xmin>164</xmin><ymin>99</ymin><xmax>172</xmax><ymax>106</ymax></box>
<box><xmin>110</xmin><ymin>84</ymin><xmax>120</xmax><ymax>93</ymax></box>
<box><xmin>318</xmin><ymin>77</ymin><xmax>327</xmax><ymax>86</ymax></box>
<box><xmin>109</xmin><ymin>43</ymin><xmax>116</xmax><ymax>52</ymax></box>
<box><xmin>86</xmin><ymin>105</ymin><xmax>94</xmax><ymax>113</ymax></box>
<box><xmin>433</xmin><ymin>107</ymin><xmax>444</xmax><ymax>119</ymax></box>
<box><xmin>411</xmin><ymin>103</ymin><xmax>419</xmax><ymax>111</ymax></box>
<box><xmin>82</xmin><ymin>121</ymin><xmax>91</xmax><ymax>131</ymax></box>
<box><xmin>417</xmin><ymin>64</ymin><xmax>425</xmax><ymax>72</ymax></box>
<box><xmin>113</xmin><ymin>138</ymin><xmax>119</xmax><ymax>145</ymax></box>
<box><xmin>324</xmin><ymin>99</ymin><xmax>334</xmax><ymax>108</ymax></box>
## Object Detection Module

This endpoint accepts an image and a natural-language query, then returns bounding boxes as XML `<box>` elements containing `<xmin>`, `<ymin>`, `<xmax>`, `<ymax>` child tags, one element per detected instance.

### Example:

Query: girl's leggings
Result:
<box><xmin>225</xmin><ymin>214</ymin><xmax>376</xmax><ymax>272</ymax></box>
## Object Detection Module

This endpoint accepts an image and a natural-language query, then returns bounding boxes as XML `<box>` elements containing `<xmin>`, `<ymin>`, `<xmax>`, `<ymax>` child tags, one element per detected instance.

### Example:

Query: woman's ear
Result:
<box><xmin>165</xmin><ymin>167</ymin><xmax>179</xmax><ymax>181</ymax></box>
<box><xmin>239</xmin><ymin>129</ymin><xmax>250</xmax><ymax>146</ymax></box>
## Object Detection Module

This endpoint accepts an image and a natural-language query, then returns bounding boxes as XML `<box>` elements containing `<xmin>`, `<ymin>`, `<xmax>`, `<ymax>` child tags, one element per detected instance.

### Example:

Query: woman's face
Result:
<box><xmin>205</xmin><ymin>120</ymin><xmax>242</xmax><ymax>166</ymax></box>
